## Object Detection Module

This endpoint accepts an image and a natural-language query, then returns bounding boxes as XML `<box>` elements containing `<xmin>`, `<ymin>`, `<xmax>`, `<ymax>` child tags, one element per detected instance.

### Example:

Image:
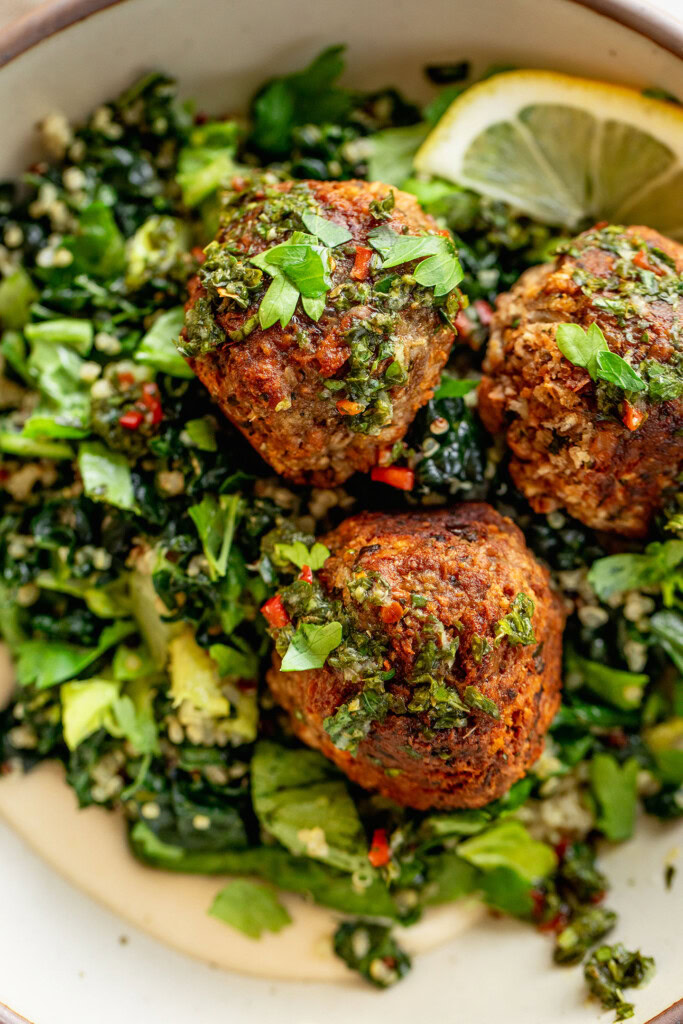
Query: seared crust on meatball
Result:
<box><xmin>479</xmin><ymin>225</ymin><xmax>683</xmax><ymax>537</ymax></box>
<box><xmin>266</xmin><ymin>504</ymin><xmax>564</xmax><ymax>810</ymax></box>
<box><xmin>182</xmin><ymin>178</ymin><xmax>455</xmax><ymax>486</ymax></box>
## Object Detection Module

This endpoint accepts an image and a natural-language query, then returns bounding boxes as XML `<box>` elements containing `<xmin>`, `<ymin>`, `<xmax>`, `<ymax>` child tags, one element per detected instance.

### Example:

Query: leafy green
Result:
<box><xmin>434</xmin><ymin>374</ymin><xmax>479</xmax><ymax>400</ymax></box>
<box><xmin>567</xmin><ymin>651</ymin><xmax>648</xmax><ymax>711</ymax></box>
<box><xmin>0</xmin><ymin>267</ymin><xmax>38</xmax><ymax>328</ymax></box>
<box><xmin>589</xmin><ymin>754</ymin><xmax>639</xmax><ymax>841</ymax></box>
<box><xmin>368</xmin><ymin>226</ymin><xmax>463</xmax><ymax>297</ymax></box>
<box><xmin>333</xmin><ymin>922</ymin><xmax>411</xmax><ymax>988</ymax></box>
<box><xmin>61</xmin><ymin>678</ymin><xmax>120</xmax><ymax>749</ymax></box>
<box><xmin>457</xmin><ymin>820</ymin><xmax>557</xmax><ymax>882</ymax></box>
<box><xmin>15</xmin><ymin>621</ymin><xmax>136</xmax><ymax>690</ymax></box>
<box><xmin>135</xmin><ymin>306</ymin><xmax>193</xmax><ymax>378</ymax></box>
<box><xmin>463</xmin><ymin>685</ymin><xmax>500</xmax><ymax>719</ymax></box>
<box><xmin>255</xmin><ymin>271</ymin><xmax>299</xmax><ymax>329</ymax></box>
<box><xmin>250</xmin><ymin>741</ymin><xmax>370</xmax><ymax>874</ymax></box>
<box><xmin>78</xmin><ymin>441</ymin><xmax>136</xmax><ymax>511</ymax></box>
<box><xmin>554</xmin><ymin>907</ymin><xmax>617</xmax><ymax>965</ymax></box>
<box><xmin>644</xmin><ymin>718</ymin><xmax>683</xmax><ymax>785</ymax></box>
<box><xmin>25</xmin><ymin>340</ymin><xmax>91</xmax><ymax>437</ymax></box>
<box><xmin>65</xmin><ymin>202</ymin><xmax>126</xmax><ymax>279</ymax></box>
<box><xmin>556</xmin><ymin>322</ymin><xmax>645</xmax><ymax>392</ymax></box>
<box><xmin>588</xmin><ymin>541</ymin><xmax>683</xmax><ymax>603</ymax></box>
<box><xmin>363</xmin><ymin>123</ymin><xmax>429</xmax><ymax>185</ymax></box>
<box><xmin>262</xmin><ymin>241</ymin><xmax>332</xmax><ymax>297</ymax></box>
<box><xmin>280</xmin><ymin>621</ymin><xmax>342</xmax><ymax>671</ymax></box>
<box><xmin>494</xmin><ymin>593</ymin><xmax>536</xmax><ymax>646</ymax></box>
<box><xmin>273</xmin><ymin>540</ymin><xmax>330</xmax><ymax>570</ymax></box>
<box><xmin>209</xmin><ymin>880</ymin><xmax>291</xmax><ymax>939</ymax></box>
<box><xmin>177</xmin><ymin>120</ymin><xmax>239</xmax><ymax>207</ymax></box>
<box><xmin>25</xmin><ymin>318</ymin><xmax>93</xmax><ymax>356</ymax></box>
<box><xmin>0</xmin><ymin>431</ymin><xmax>73</xmax><ymax>459</ymax></box>
<box><xmin>649</xmin><ymin>609</ymin><xmax>683</xmax><ymax>673</ymax></box>
<box><xmin>183</xmin><ymin>417</ymin><xmax>217</xmax><ymax>451</ymax></box>
<box><xmin>642</xmin><ymin>359</ymin><xmax>683</xmax><ymax>402</ymax></box>
<box><xmin>125</xmin><ymin>214</ymin><xmax>190</xmax><ymax>291</ymax></box>
<box><xmin>301</xmin><ymin>211</ymin><xmax>352</xmax><ymax>248</ymax></box>
<box><xmin>189</xmin><ymin>493</ymin><xmax>240</xmax><ymax>580</ymax></box>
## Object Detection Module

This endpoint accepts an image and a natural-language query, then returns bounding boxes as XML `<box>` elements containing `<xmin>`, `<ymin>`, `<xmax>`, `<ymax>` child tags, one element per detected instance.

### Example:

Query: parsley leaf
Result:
<box><xmin>301</xmin><ymin>211</ymin><xmax>352</xmax><ymax>248</ymax></box>
<box><xmin>273</xmin><ymin>540</ymin><xmax>331</xmax><ymax>570</ymax></box>
<box><xmin>251</xmin><ymin>232</ymin><xmax>332</xmax><ymax>327</ymax></box>
<box><xmin>494</xmin><ymin>593</ymin><xmax>536</xmax><ymax>646</ymax></box>
<box><xmin>367</xmin><ymin>227</ymin><xmax>462</xmax><ymax>297</ymax></box>
<box><xmin>556</xmin><ymin>322</ymin><xmax>646</xmax><ymax>392</ymax></box>
<box><xmin>209</xmin><ymin>879</ymin><xmax>291</xmax><ymax>939</ymax></box>
<box><xmin>263</xmin><ymin>243</ymin><xmax>332</xmax><ymax>297</ymax></box>
<box><xmin>257</xmin><ymin>273</ymin><xmax>300</xmax><ymax>329</ymax></box>
<box><xmin>595</xmin><ymin>350</ymin><xmax>647</xmax><ymax>392</ymax></box>
<box><xmin>281</xmin><ymin>621</ymin><xmax>343</xmax><ymax>671</ymax></box>
<box><xmin>588</xmin><ymin>540</ymin><xmax>683</xmax><ymax>603</ymax></box>
<box><xmin>463</xmin><ymin>685</ymin><xmax>500</xmax><ymax>719</ymax></box>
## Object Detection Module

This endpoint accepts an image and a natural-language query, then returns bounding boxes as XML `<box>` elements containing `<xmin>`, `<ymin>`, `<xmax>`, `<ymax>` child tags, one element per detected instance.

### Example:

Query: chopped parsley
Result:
<box><xmin>584</xmin><ymin>944</ymin><xmax>655</xmax><ymax>1021</ymax></box>
<box><xmin>494</xmin><ymin>593</ymin><xmax>536</xmax><ymax>647</ymax></box>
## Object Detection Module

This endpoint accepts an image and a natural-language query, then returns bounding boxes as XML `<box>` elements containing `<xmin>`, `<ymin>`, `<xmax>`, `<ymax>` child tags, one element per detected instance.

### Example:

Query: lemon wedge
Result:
<box><xmin>415</xmin><ymin>70</ymin><xmax>683</xmax><ymax>238</ymax></box>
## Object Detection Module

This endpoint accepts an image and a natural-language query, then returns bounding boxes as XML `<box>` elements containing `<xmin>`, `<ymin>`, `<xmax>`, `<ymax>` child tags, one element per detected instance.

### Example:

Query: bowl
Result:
<box><xmin>0</xmin><ymin>1</ymin><xmax>681</xmax><ymax>1022</ymax></box>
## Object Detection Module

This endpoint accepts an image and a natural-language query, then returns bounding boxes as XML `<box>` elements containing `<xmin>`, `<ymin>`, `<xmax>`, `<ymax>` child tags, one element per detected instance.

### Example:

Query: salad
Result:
<box><xmin>0</xmin><ymin>48</ymin><xmax>681</xmax><ymax>1020</ymax></box>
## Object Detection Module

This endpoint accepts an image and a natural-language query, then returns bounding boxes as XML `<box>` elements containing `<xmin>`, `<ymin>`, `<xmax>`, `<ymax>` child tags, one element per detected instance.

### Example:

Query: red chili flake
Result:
<box><xmin>371</xmin><ymin>466</ymin><xmax>415</xmax><ymax>491</ymax></box>
<box><xmin>633</xmin><ymin>249</ymin><xmax>662</xmax><ymax>275</ymax></box>
<box><xmin>351</xmin><ymin>246</ymin><xmax>373</xmax><ymax>281</ymax></box>
<box><xmin>299</xmin><ymin>565</ymin><xmax>313</xmax><ymax>584</ymax></box>
<box><xmin>622</xmin><ymin>401</ymin><xmax>646</xmax><ymax>432</ymax></box>
<box><xmin>119</xmin><ymin>410</ymin><xmax>144</xmax><ymax>430</ymax></box>
<box><xmin>530</xmin><ymin>888</ymin><xmax>546</xmax><ymax>920</ymax></box>
<box><xmin>539</xmin><ymin>912</ymin><xmax>569</xmax><ymax>934</ymax></box>
<box><xmin>473</xmin><ymin>299</ymin><xmax>494</xmax><ymax>326</ymax></box>
<box><xmin>368</xmin><ymin>828</ymin><xmax>391</xmax><ymax>868</ymax></box>
<box><xmin>590</xmin><ymin>890</ymin><xmax>607</xmax><ymax>905</ymax></box>
<box><xmin>194</xmin><ymin>112</ymin><xmax>208</xmax><ymax>125</ymax></box>
<box><xmin>554</xmin><ymin>837</ymin><xmax>570</xmax><ymax>862</ymax></box>
<box><xmin>141</xmin><ymin>381</ymin><xmax>164</xmax><ymax>425</ymax></box>
<box><xmin>380</xmin><ymin>601</ymin><xmax>404</xmax><ymax>625</ymax></box>
<box><xmin>336</xmin><ymin>399</ymin><xmax>363</xmax><ymax>416</ymax></box>
<box><xmin>191</xmin><ymin>246</ymin><xmax>207</xmax><ymax>265</ymax></box>
<box><xmin>605</xmin><ymin>727</ymin><xmax>628</xmax><ymax>748</ymax></box>
<box><xmin>260</xmin><ymin>594</ymin><xmax>290</xmax><ymax>628</ymax></box>
<box><xmin>117</xmin><ymin>371</ymin><xmax>136</xmax><ymax>388</ymax></box>
<box><xmin>593</xmin><ymin>220</ymin><xmax>609</xmax><ymax>230</ymax></box>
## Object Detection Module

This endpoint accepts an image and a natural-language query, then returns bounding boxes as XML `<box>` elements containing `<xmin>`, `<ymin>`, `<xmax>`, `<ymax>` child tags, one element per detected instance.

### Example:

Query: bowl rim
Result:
<box><xmin>0</xmin><ymin>0</ymin><xmax>681</xmax><ymax>67</ymax></box>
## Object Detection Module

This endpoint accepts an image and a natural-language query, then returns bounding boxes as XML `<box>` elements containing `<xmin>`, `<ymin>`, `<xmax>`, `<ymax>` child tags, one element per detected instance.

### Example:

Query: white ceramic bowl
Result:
<box><xmin>0</xmin><ymin>2</ymin><xmax>682</xmax><ymax>1022</ymax></box>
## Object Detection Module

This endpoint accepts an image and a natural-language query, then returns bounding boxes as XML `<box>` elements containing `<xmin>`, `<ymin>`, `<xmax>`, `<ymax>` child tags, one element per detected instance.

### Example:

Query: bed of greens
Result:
<box><xmin>0</xmin><ymin>49</ymin><xmax>680</xmax><ymax>1019</ymax></box>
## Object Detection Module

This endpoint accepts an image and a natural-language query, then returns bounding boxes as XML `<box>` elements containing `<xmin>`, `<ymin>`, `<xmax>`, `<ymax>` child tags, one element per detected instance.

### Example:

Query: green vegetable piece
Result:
<box><xmin>135</xmin><ymin>307</ymin><xmax>193</xmax><ymax>378</ymax></box>
<box><xmin>177</xmin><ymin>120</ymin><xmax>239</xmax><ymax>207</ymax></box>
<box><xmin>61</xmin><ymin>678</ymin><xmax>120</xmax><ymax>750</ymax></box>
<box><xmin>494</xmin><ymin>592</ymin><xmax>536</xmax><ymax>646</ymax></box>
<box><xmin>554</xmin><ymin>906</ymin><xmax>617</xmax><ymax>965</ymax></box>
<box><xmin>435</xmin><ymin>373</ymin><xmax>479</xmax><ymax>400</ymax></box>
<box><xmin>78</xmin><ymin>441</ymin><xmax>136</xmax><ymax>511</ymax></box>
<box><xmin>0</xmin><ymin>432</ymin><xmax>73</xmax><ymax>460</ymax></box>
<box><xmin>188</xmin><ymin>493</ymin><xmax>240</xmax><ymax>581</ymax></box>
<box><xmin>280</xmin><ymin>621</ymin><xmax>343</xmax><ymax>671</ymax></box>
<box><xmin>588</xmin><ymin>541</ymin><xmax>683</xmax><ymax>603</ymax></box>
<box><xmin>250</xmin><ymin>741</ymin><xmax>370</xmax><ymax>875</ymax></box>
<box><xmin>125</xmin><ymin>214</ymin><xmax>190</xmax><ymax>291</ymax></box>
<box><xmin>333</xmin><ymin>921</ymin><xmax>411</xmax><ymax>988</ymax></box>
<box><xmin>584</xmin><ymin>943</ymin><xmax>655</xmax><ymax>1021</ymax></box>
<box><xmin>0</xmin><ymin>267</ymin><xmax>38</xmax><ymax>328</ymax></box>
<box><xmin>24</xmin><ymin>318</ymin><xmax>94</xmax><ymax>356</ymax></box>
<box><xmin>183</xmin><ymin>417</ymin><xmax>217</xmax><ymax>451</ymax></box>
<box><xmin>556</xmin><ymin>322</ymin><xmax>608</xmax><ymax>377</ymax></box>
<box><xmin>644</xmin><ymin>718</ymin><xmax>683</xmax><ymax>785</ymax></box>
<box><xmin>567</xmin><ymin>651</ymin><xmax>648</xmax><ymax>711</ymax></box>
<box><xmin>589</xmin><ymin>754</ymin><xmax>639</xmax><ymax>841</ymax></box>
<box><xmin>324</xmin><ymin>686</ymin><xmax>393</xmax><ymax>754</ymax></box>
<box><xmin>263</xmin><ymin>242</ymin><xmax>332</xmax><ymax>298</ymax></box>
<box><xmin>642</xmin><ymin>359</ymin><xmax>683</xmax><ymax>402</ymax></box>
<box><xmin>209</xmin><ymin>642</ymin><xmax>258</xmax><ymax>681</ymax></box>
<box><xmin>15</xmin><ymin>620</ymin><xmax>136</xmax><ymax>690</ymax></box>
<box><xmin>594</xmin><ymin>349</ymin><xmax>646</xmax><ymax>392</ymax></box>
<box><xmin>301</xmin><ymin>211</ymin><xmax>352</xmax><ymax>248</ymax></box>
<box><xmin>364</xmin><ymin>123</ymin><xmax>429</xmax><ymax>186</ymax></box>
<box><xmin>209</xmin><ymin>880</ymin><xmax>291</xmax><ymax>939</ymax></box>
<box><xmin>470</xmin><ymin>635</ymin><xmax>492</xmax><ymax>665</ymax></box>
<box><xmin>463</xmin><ymin>685</ymin><xmax>500</xmax><ymax>719</ymax></box>
<box><xmin>257</xmin><ymin>272</ymin><xmax>300</xmax><ymax>329</ymax></box>
<box><xmin>368</xmin><ymin>226</ymin><xmax>462</xmax><ymax>297</ymax></box>
<box><xmin>273</xmin><ymin>540</ymin><xmax>330</xmax><ymax>570</ymax></box>
<box><xmin>457</xmin><ymin>820</ymin><xmax>557</xmax><ymax>882</ymax></box>
<box><xmin>413</xmin><ymin>248</ymin><xmax>464</xmax><ymax>296</ymax></box>
<box><xmin>26</xmin><ymin>340</ymin><xmax>91</xmax><ymax>436</ymax></box>
<box><xmin>1</xmin><ymin>329</ymin><xmax>30</xmax><ymax>382</ymax></box>
<box><xmin>67</xmin><ymin>202</ymin><xmax>126</xmax><ymax>279</ymax></box>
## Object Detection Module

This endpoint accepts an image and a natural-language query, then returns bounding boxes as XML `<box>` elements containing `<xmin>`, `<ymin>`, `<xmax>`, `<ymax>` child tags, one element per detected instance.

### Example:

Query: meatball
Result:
<box><xmin>180</xmin><ymin>177</ymin><xmax>457</xmax><ymax>486</ymax></box>
<box><xmin>479</xmin><ymin>224</ymin><xmax>683</xmax><ymax>537</ymax></box>
<box><xmin>266</xmin><ymin>504</ymin><xmax>564</xmax><ymax>810</ymax></box>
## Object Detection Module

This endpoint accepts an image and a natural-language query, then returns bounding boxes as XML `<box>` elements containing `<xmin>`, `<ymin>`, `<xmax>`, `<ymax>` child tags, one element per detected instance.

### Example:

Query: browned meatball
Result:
<box><xmin>180</xmin><ymin>177</ymin><xmax>457</xmax><ymax>486</ymax></box>
<box><xmin>479</xmin><ymin>224</ymin><xmax>683</xmax><ymax>537</ymax></box>
<box><xmin>266</xmin><ymin>504</ymin><xmax>564</xmax><ymax>810</ymax></box>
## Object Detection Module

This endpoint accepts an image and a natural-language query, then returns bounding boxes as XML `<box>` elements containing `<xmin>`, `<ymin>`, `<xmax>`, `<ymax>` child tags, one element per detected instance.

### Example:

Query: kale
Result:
<box><xmin>410</xmin><ymin>394</ymin><xmax>489</xmax><ymax>497</ymax></box>
<box><xmin>333</xmin><ymin>921</ymin><xmax>412</xmax><ymax>988</ymax></box>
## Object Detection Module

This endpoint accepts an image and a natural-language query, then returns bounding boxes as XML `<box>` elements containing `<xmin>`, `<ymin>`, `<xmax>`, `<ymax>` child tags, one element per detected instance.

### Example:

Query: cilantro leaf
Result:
<box><xmin>368</xmin><ymin>227</ymin><xmax>462</xmax><ymax>297</ymax></box>
<box><xmin>589</xmin><ymin>753</ymin><xmax>639</xmax><ymax>841</ymax></box>
<box><xmin>209</xmin><ymin>879</ymin><xmax>291</xmax><ymax>939</ymax></box>
<box><xmin>281</xmin><ymin>621</ymin><xmax>343</xmax><ymax>671</ymax></box>
<box><xmin>264</xmin><ymin>242</ymin><xmax>331</xmax><ymax>297</ymax></box>
<box><xmin>595</xmin><ymin>350</ymin><xmax>647</xmax><ymax>392</ymax></box>
<box><xmin>301</xmin><ymin>211</ymin><xmax>352</xmax><ymax>248</ymax></box>
<box><xmin>273</xmin><ymin>540</ymin><xmax>331</xmax><ymax>570</ymax></box>
<box><xmin>413</xmin><ymin>249</ymin><xmax>464</xmax><ymax>296</ymax></box>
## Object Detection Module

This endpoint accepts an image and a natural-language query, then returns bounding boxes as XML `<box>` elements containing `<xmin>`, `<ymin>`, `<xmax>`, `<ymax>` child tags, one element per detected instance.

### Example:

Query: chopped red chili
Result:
<box><xmin>119</xmin><ymin>410</ymin><xmax>144</xmax><ymax>430</ymax></box>
<box><xmin>141</xmin><ymin>381</ymin><xmax>164</xmax><ymax>425</ymax></box>
<box><xmin>380</xmin><ymin>600</ymin><xmax>404</xmax><ymax>625</ymax></box>
<box><xmin>299</xmin><ymin>565</ymin><xmax>313</xmax><ymax>584</ymax></box>
<box><xmin>368</xmin><ymin>828</ymin><xmax>391</xmax><ymax>868</ymax></box>
<box><xmin>622</xmin><ymin>401</ymin><xmax>646</xmax><ymax>431</ymax></box>
<box><xmin>371</xmin><ymin>466</ymin><xmax>415</xmax><ymax>491</ymax></box>
<box><xmin>260</xmin><ymin>594</ymin><xmax>290</xmax><ymax>628</ymax></box>
<box><xmin>350</xmin><ymin>246</ymin><xmax>373</xmax><ymax>281</ymax></box>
